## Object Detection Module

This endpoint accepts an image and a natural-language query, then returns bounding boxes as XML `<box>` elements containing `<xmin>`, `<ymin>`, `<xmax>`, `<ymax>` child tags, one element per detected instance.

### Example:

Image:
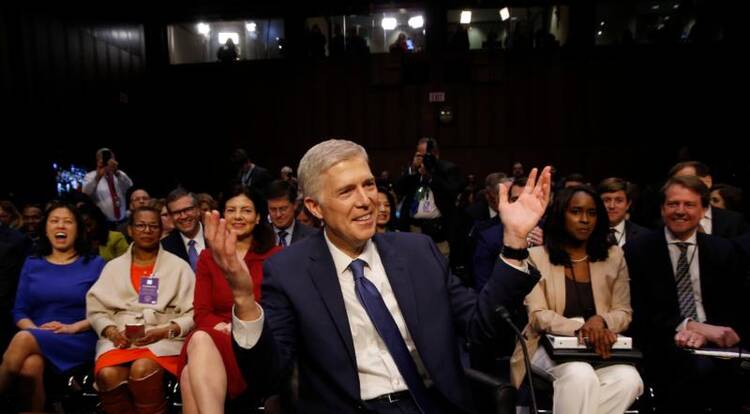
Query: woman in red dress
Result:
<box><xmin>178</xmin><ymin>185</ymin><xmax>280</xmax><ymax>412</ymax></box>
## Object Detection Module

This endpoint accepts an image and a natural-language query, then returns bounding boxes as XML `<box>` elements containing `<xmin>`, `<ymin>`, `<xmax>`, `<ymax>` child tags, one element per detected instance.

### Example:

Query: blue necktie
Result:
<box><xmin>277</xmin><ymin>230</ymin><xmax>288</xmax><ymax>247</ymax></box>
<box><xmin>188</xmin><ymin>239</ymin><xmax>198</xmax><ymax>271</ymax></box>
<box><xmin>349</xmin><ymin>259</ymin><xmax>435</xmax><ymax>413</ymax></box>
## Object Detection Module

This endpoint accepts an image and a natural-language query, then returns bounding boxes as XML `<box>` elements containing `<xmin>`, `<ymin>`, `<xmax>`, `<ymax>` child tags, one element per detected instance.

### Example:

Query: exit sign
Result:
<box><xmin>429</xmin><ymin>92</ymin><xmax>445</xmax><ymax>102</ymax></box>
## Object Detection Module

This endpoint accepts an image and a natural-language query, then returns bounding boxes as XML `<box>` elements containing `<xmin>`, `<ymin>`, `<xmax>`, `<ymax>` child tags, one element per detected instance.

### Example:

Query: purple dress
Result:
<box><xmin>12</xmin><ymin>255</ymin><xmax>105</xmax><ymax>372</ymax></box>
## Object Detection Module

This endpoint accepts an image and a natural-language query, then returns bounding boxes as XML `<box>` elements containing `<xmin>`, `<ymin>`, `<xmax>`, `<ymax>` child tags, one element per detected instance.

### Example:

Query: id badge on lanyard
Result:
<box><xmin>139</xmin><ymin>276</ymin><xmax>159</xmax><ymax>305</ymax></box>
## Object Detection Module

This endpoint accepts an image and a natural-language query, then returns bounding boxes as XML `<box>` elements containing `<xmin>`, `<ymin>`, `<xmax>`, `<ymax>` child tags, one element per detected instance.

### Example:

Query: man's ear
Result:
<box><xmin>304</xmin><ymin>197</ymin><xmax>324</xmax><ymax>220</ymax></box>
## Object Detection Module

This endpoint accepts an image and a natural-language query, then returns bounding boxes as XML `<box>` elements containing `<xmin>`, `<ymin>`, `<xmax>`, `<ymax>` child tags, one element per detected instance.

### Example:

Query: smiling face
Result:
<box><xmin>564</xmin><ymin>191</ymin><xmax>597</xmax><ymax>243</ymax></box>
<box><xmin>224</xmin><ymin>194</ymin><xmax>259</xmax><ymax>240</ymax></box>
<box><xmin>662</xmin><ymin>184</ymin><xmax>705</xmax><ymax>240</ymax></box>
<box><xmin>168</xmin><ymin>195</ymin><xmax>200</xmax><ymax>238</ymax></box>
<box><xmin>305</xmin><ymin>157</ymin><xmax>377</xmax><ymax>257</ymax></box>
<box><xmin>376</xmin><ymin>191</ymin><xmax>391</xmax><ymax>228</ymax></box>
<box><xmin>600</xmin><ymin>190</ymin><xmax>631</xmax><ymax>227</ymax></box>
<box><xmin>45</xmin><ymin>207</ymin><xmax>78</xmax><ymax>254</ymax></box>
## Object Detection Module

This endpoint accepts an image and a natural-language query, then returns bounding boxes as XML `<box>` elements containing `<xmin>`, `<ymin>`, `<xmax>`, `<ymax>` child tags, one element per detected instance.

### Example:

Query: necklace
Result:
<box><xmin>570</xmin><ymin>255</ymin><xmax>589</xmax><ymax>263</ymax></box>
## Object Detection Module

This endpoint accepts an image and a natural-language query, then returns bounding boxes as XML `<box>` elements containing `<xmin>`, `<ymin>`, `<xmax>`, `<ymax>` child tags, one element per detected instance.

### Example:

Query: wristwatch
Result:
<box><xmin>501</xmin><ymin>245</ymin><xmax>529</xmax><ymax>260</ymax></box>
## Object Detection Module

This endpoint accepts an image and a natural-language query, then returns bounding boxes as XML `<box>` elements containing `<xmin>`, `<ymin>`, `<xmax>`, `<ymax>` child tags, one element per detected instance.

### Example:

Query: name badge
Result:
<box><xmin>139</xmin><ymin>276</ymin><xmax>159</xmax><ymax>305</ymax></box>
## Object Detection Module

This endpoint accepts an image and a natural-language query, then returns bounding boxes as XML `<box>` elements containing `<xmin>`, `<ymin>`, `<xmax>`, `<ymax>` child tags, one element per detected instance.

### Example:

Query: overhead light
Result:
<box><xmin>197</xmin><ymin>22</ymin><xmax>210</xmax><ymax>36</ymax></box>
<box><xmin>651</xmin><ymin>4</ymin><xmax>660</xmax><ymax>10</ymax></box>
<box><xmin>460</xmin><ymin>10</ymin><xmax>472</xmax><ymax>24</ymax></box>
<box><xmin>600</xmin><ymin>21</ymin><xmax>605</xmax><ymax>26</ymax></box>
<box><xmin>381</xmin><ymin>17</ymin><xmax>397</xmax><ymax>30</ymax></box>
<box><xmin>499</xmin><ymin>8</ymin><xmax>510</xmax><ymax>22</ymax></box>
<box><xmin>597</xmin><ymin>30</ymin><xmax>603</xmax><ymax>36</ymax></box>
<box><xmin>246</xmin><ymin>22</ymin><xmax>256</xmax><ymax>32</ymax></box>
<box><xmin>673</xmin><ymin>3</ymin><xmax>679</xmax><ymax>9</ymax></box>
<box><xmin>218</xmin><ymin>32</ymin><xmax>239</xmax><ymax>45</ymax></box>
<box><xmin>408</xmin><ymin>15</ymin><xmax>424</xmax><ymax>29</ymax></box>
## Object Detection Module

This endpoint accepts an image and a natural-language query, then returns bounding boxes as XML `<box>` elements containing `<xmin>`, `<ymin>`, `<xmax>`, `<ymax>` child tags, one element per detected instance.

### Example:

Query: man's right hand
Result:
<box><xmin>687</xmin><ymin>321</ymin><xmax>740</xmax><ymax>348</ymax></box>
<box><xmin>204</xmin><ymin>211</ymin><xmax>260</xmax><ymax>321</ymax></box>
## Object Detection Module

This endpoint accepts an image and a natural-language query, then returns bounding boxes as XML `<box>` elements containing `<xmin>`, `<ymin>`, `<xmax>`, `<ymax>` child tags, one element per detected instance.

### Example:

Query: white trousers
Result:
<box><xmin>530</xmin><ymin>347</ymin><xmax>643</xmax><ymax>414</ymax></box>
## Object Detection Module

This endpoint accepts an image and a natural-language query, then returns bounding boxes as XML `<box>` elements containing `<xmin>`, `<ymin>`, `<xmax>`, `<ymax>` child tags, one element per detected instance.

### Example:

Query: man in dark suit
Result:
<box><xmin>231</xmin><ymin>148</ymin><xmax>274</xmax><ymax>194</ymax></box>
<box><xmin>161</xmin><ymin>188</ymin><xmax>205</xmax><ymax>271</ymax></box>
<box><xmin>670</xmin><ymin>160</ymin><xmax>749</xmax><ymax>238</ymax></box>
<box><xmin>265</xmin><ymin>180</ymin><xmax>317</xmax><ymax>247</ymax></box>
<box><xmin>206</xmin><ymin>140</ymin><xmax>551</xmax><ymax>413</ymax></box>
<box><xmin>0</xmin><ymin>223</ymin><xmax>31</xmax><ymax>350</ymax></box>
<box><xmin>625</xmin><ymin>175</ymin><xmax>748</xmax><ymax>412</ymax></box>
<box><xmin>597</xmin><ymin>177</ymin><xmax>648</xmax><ymax>247</ymax></box>
<box><xmin>395</xmin><ymin>138</ymin><xmax>464</xmax><ymax>261</ymax></box>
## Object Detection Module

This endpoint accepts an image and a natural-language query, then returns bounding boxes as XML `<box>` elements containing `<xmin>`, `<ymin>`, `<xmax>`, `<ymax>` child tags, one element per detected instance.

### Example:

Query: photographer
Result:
<box><xmin>82</xmin><ymin>148</ymin><xmax>133</xmax><ymax>227</ymax></box>
<box><xmin>396</xmin><ymin>137</ymin><xmax>464</xmax><ymax>259</ymax></box>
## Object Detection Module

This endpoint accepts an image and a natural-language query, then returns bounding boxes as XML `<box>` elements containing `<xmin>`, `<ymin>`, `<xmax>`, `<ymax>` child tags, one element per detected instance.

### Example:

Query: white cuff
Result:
<box><xmin>499</xmin><ymin>255</ymin><xmax>530</xmax><ymax>274</ymax></box>
<box><xmin>231</xmin><ymin>303</ymin><xmax>265</xmax><ymax>349</ymax></box>
<box><xmin>676</xmin><ymin>317</ymin><xmax>692</xmax><ymax>332</ymax></box>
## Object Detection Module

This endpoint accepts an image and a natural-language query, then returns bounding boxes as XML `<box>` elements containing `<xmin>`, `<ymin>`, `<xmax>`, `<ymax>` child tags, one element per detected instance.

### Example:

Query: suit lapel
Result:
<box><xmin>306</xmin><ymin>233</ymin><xmax>357</xmax><ymax>369</ymax></box>
<box><xmin>372</xmin><ymin>234</ymin><xmax>421</xmax><ymax>343</ymax></box>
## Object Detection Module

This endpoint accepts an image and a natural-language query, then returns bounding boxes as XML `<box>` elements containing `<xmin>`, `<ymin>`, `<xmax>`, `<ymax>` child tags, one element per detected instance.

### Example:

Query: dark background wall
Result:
<box><xmin>1</xmin><ymin>1</ymin><xmax>746</xmax><ymax>218</ymax></box>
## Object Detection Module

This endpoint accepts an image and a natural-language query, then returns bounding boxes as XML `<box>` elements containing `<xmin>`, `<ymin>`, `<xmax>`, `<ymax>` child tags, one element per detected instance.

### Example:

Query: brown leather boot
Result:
<box><xmin>98</xmin><ymin>383</ymin><xmax>136</xmax><ymax>414</ymax></box>
<box><xmin>127</xmin><ymin>369</ymin><xmax>166</xmax><ymax>414</ymax></box>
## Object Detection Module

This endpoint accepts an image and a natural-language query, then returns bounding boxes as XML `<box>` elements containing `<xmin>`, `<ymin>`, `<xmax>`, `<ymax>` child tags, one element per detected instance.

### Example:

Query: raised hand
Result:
<box><xmin>498</xmin><ymin>166</ymin><xmax>552</xmax><ymax>248</ymax></box>
<box><xmin>204</xmin><ymin>211</ymin><xmax>260</xmax><ymax>320</ymax></box>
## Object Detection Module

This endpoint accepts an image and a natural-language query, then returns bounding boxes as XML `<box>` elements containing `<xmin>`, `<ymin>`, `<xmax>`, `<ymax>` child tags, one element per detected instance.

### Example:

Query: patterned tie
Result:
<box><xmin>277</xmin><ymin>230</ymin><xmax>288</xmax><ymax>247</ymax></box>
<box><xmin>607</xmin><ymin>228</ymin><xmax>618</xmax><ymax>246</ymax></box>
<box><xmin>349</xmin><ymin>259</ymin><xmax>435</xmax><ymax>414</ymax></box>
<box><xmin>674</xmin><ymin>242</ymin><xmax>698</xmax><ymax>320</ymax></box>
<box><xmin>187</xmin><ymin>239</ymin><xmax>199</xmax><ymax>272</ymax></box>
<box><xmin>104</xmin><ymin>174</ymin><xmax>121</xmax><ymax>220</ymax></box>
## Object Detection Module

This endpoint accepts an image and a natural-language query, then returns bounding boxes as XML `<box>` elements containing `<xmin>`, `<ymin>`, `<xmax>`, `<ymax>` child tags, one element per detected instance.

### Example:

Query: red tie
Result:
<box><xmin>105</xmin><ymin>174</ymin><xmax>121</xmax><ymax>220</ymax></box>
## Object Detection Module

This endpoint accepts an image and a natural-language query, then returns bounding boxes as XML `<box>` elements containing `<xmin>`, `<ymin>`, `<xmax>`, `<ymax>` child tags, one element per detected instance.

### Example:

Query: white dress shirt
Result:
<box><xmin>611</xmin><ymin>220</ymin><xmax>627</xmax><ymax>247</ymax></box>
<box><xmin>664</xmin><ymin>227</ymin><xmax>707</xmax><ymax>330</ymax></box>
<box><xmin>700</xmin><ymin>206</ymin><xmax>713</xmax><ymax>235</ymax></box>
<box><xmin>82</xmin><ymin>170</ymin><xmax>133</xmax><ymax>222</ymax></box>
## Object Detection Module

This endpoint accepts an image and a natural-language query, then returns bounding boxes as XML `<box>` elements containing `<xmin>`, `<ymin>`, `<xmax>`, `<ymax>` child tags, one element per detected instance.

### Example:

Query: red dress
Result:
<box><xmin>177</xmin><ymin>245</ymin><xmax>281</xmax><ymax>398</ymax></box>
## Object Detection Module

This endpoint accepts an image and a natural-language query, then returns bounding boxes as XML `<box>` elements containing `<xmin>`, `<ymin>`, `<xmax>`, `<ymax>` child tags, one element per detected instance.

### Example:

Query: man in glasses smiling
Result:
<box><xmin>161</xmin><ymin>188</ymin><xmax>205</xmax><ymax>272</ymax></box>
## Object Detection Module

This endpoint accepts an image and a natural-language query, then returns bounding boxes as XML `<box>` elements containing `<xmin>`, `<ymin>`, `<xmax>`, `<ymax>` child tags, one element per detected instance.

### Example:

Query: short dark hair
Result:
<box><xmin>377</xmin><ymin>186</ymin><xmax>397</xmax><ymax>230</ymax></box>
<box><xmin>77</xmin><ymin>203</ymin><xmax>110</xmax><ymax>245</ymax></box>
<box><xmin>484</xmin><ymin>172</ymin><xmax>508</xmax><ymax>192</ymax></box>
<box><xmin>166</xmin><ymin>188</ymin><xmax>197</xmax><ymax>212</ymax></box>
<box><xmin>509</xmin><ymin>177</ymin><xmax>528</xmax><ymax>196</ymax></box>
<box><xmin>129</xmin><ymin>206</ymin><xmax>163</xmax><ymax>228</ymax></box>
<box><xmin>417</xmin><ymin>137</ymin><xmax>439</xmax><ymax>153</ymax></box>
<box><xmin>34</xmin><ymin>201</ymin><xmax>93</xmax><ymax>262</ymax></box>
<box><xmin>562</xmin><ymin>173</ymin><xmax>586</xmax><ymax>186</ymax></box>
<box><xmin>668</xmin><ymin>161</ymin><xmax>711</xmax><ymax>178</ymax></box>
<box><xmin>711</xmin><ymin>184</ymin><xmax>744</xmax><ymax>212</ymax></box>
<box><xmin>222</xmin><ymin>184</ymin><xmax>275</xmax><ymax>254</ymax></box>
<box><xmin>661</xmin><ymin>176</ymin><xmax>710</xmax><ymax>208</ymax></box>
<box><xmin>543</xmin><ymin>186</ymin><xmax>611</xmax><ymax>266</ymax></box>
<box><xmin>265</xmin><ymin>180</ymin><xmax>297</xmax><ymax>204</ymax></box>
<box><xmin>597</xmin><ymin>177</ymin><xmax>631</xmax><ymax>201</ymax></box>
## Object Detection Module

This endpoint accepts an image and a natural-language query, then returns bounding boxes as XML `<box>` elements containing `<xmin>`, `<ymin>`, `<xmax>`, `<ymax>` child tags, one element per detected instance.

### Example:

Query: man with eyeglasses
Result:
<box><xmin>161</xmin><ymin>188</ymin><xmax>205</xmax><ymax>271</ymax></box>
<box><xmin>266</xmin><ymin>180</ymin><xmax>316</xmax><ymax>247</ymax></box>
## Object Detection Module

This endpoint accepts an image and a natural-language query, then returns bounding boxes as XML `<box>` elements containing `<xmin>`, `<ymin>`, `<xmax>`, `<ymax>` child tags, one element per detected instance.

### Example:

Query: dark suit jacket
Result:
<box><xmin>160</xmin><ymin>229</ymin><xmax>206</xmax><ymax>265</ymax></box>
<box><xmin>0</xmin><ymin>225</ymin><xmax>31</xmax><ymax>347</ymax></box>
<box><xmin>625</xmin><ymin>229</ymin><xmax>747</xmax><ymax>362</ymax></box>
<box><xmin>234</xmin><ymin>231</ymin><xmax>539</xmax><ymax>413</ymax></box>
<box><xmin>623</xmin><ymin>220</ymin><xmax>648</xmax><ymax>245</ymax></box>
<box><xmin>290</xmin><ymin>221</ymin><xmax>318</xmax><ymax>244</ymax></box>
<box><xmin>395</xmin><ymin>159</ymin><xmax>464</xmax><ymax>233</ymax></box>
<box><xmin>241</xmin><ymin>165</ymin><xmax>274</xmax><ymax>194</ymax></box>
<box><xmin>472</xmin><ymin>220</ymin><xmax>504</xmax><ymax>291</ymax></box>
<box><xmin>712</xmin><ymin>206</ymin><xmax>749</xmax><ymax>239</ymax></box>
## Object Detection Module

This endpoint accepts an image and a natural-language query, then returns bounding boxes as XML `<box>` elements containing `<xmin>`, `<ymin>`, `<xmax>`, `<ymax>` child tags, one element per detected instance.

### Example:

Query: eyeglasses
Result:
<box><xmin>169</xmin><ymin>205</ymin><xmax>197</xmax><ymax>218</ymax></box>
<box><xmin>132</xmin><ymin>223</ymin><xmax>161</xmax><ymax>232</ymax></box>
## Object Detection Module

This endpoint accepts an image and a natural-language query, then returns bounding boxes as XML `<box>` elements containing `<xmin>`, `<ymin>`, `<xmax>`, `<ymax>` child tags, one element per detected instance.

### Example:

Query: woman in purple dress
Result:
<box><xmin>0</xmin><ymin>201</ymin><xmax>105</xmax><ymax>411</ymax></box>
